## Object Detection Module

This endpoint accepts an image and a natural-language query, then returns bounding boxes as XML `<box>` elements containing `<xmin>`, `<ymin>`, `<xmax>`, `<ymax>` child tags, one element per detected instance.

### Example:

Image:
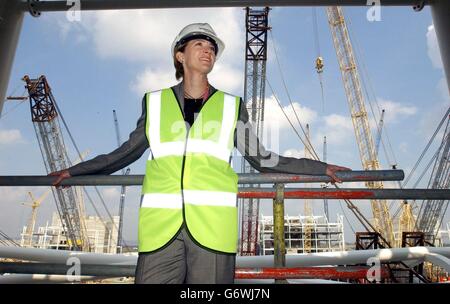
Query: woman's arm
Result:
<box><xmin>234</xmin><ymin>98</ymin><xmax>350</xmax><ymax>181</ymax></box>
<box><xmin>50</xmin><ymin>95</ymin><xmax>150</xmax><ymax>186</ymax></box>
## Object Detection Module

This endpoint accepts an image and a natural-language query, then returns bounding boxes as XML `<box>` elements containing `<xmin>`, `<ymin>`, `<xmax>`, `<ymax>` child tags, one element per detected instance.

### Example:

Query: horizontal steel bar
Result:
<box><xmin>0</xmin><ymin>262</ymin><xmax>387</xmax><ymax>280</ymax></box>
<box><xmin>235</xmin><ymin>266</ymin><xmax>389</xmax><ymax>280</ymax></box>
<box><xmin>0</xmin><ymin>262</ymin><xmax>135</xmax><ymax>277</ymax></box>
<box><xmin>238</xmin><ymin>188</ymin><xmax>450</xmax><ymax>200</ymax></box>
<box><xmin>20</xmin><ymin>0</ymin><xmax>430</xmax><ymax>12</ymax></box>
<box><xmin>0</xmin><ymin>170</ymin><xmax>404</xmax><ymax>186</ymax></box>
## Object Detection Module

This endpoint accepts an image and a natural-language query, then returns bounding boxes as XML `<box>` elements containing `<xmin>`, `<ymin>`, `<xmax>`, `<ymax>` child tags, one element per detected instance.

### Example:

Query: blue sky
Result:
<box><xmin>0</xmin><ymin>6</ymin><xmax>448</xmax><ymax>246</ymax></box>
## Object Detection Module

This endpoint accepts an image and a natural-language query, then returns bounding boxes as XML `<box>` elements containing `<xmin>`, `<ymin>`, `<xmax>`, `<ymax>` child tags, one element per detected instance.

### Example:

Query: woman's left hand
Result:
<box><xmin>326</xmin><ymin>164</ymin><xmax>352</xmax><ymax>183</ymax></box>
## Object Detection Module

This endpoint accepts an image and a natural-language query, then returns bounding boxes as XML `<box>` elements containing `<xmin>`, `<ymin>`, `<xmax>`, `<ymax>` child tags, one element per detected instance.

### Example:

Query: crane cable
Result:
<box><xmin>52</xmin><ymin>96</ymin><xmax>129</xmax><ymax>249</ymax></box>
<box><xmin>403</xmin><ymin>107</ymin><xmax>450</xmax><ymax>187</ymax></box>
<box><xmin>392</xmin><ymin>112</ymin><xmax>450</xmax><ymax>217</ymax></box>
<box><xmin>312</xmin><ymin>7</ymin><xmax>326</xmax><ymax>113</ymax></box>
<box><xmin>268</xmin><ymin>25</ymin><xmax>367</xmax><ymax>234</ymax></box>
<box><xmin>268</xmin><ymin>29</ymin><xmax>320</xmax><ymax>161</ymax></box>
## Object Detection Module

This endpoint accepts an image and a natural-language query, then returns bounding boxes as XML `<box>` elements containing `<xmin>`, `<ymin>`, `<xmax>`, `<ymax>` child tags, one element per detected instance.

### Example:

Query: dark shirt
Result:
<box><xmin>184</xmin><ymin>98</ymin><xmax>204</xmax><ymax>127</ymax></box>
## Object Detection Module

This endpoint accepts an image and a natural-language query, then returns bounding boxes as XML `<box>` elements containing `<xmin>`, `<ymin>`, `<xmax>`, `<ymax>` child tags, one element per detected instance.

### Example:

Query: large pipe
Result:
<box><xmin>0</xmin><ymin>170</ymin><xmax>404</xmax><ymax>186</ymax></box>
<box><xmin>0</xmin><ymin>0</ymin><xmax>24</xmax><ymax>115</ymax></box>
<box><xmin>19</xmin><ymin>0</ymin><xmax>430</xmax><ymax>12</ymax></box>
<box><xmin>237</xmin><ymin>246</ymin><xmax>450</xmax><ymax>268</ymax></box>
<box><xmin>2</xmin><ymin>245</ymin><xmax>450</xmax><ymax>269</ymax></box>
<box><xmin>430</xmin><ymin>0</ymin><xmax>450</xmax><ymax>92</ymax></box>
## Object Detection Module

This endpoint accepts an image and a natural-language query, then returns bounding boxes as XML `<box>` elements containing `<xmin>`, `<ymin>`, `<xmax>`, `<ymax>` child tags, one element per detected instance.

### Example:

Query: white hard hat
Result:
<box><xmin>171</xmin><ymin>23</ymin><xmax>225</xmax><ymax>60</ymax></box>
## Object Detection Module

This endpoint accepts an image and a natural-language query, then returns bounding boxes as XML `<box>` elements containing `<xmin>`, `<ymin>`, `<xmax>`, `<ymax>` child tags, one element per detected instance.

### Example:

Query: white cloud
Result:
<box><xmin>426</xmin><ymin>24</ymin><xmax>443</xmax><ymax>70</ymax></box>
<box><xmin>208</xmin><ymin>62</ymin><xmax>244</xmax><ymax>95</ymax></box>
<box><xmin>437</xmin><ymin>77</ymin><xmax>449</xmax><ymax>102</ymax></box>
<box><xmin>317</xmin><ymin>113</ymin><xmax>354</xmax><ymax>146</ymax></box>
<box><xmin>377</xmin><ymin>98</ymin><xmax>417</xmax><ymax>123</ymax></box>
<box><xmin>55</xmin><ymin>9</ymin><xmax>246</xmax><ymax>96</ymax></box>
<box><xmin>262</xmin><ymin>95</ymin><xmax>318</xmax><ymax>132</ymax></box>
<box><xmin>283</xmin><ymin>148</ymin><xmax>304</xmax><ymax>158</ymax></box>
<box><xmin>87</xmin><ymin>8</ymin><xmax>244</xmax><ymax>64</ymax></box>
<box><xmin>131</xmin><ymin>68</ymin><xmax>179</xmax><ymax>94</ymax></box>
<box><xmin>399</xmin><ymin>142</ymin><xmax>408</xmax><ymax>154</ymax></box>
<box><xmin>102</xmin><ymin>187</ymin><xmax>121</xmax><ymax>203</ymax></box>
<box><xmin>0</xmin><ymin>129</ymin><xmax>24</xmax><ymax>145</ymax></box>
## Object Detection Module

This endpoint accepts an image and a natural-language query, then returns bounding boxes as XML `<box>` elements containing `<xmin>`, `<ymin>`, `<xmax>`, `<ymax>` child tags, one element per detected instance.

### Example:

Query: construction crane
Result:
<box><xmin>112</xmin><ymin>110</ymin><xmax>130</xmax><ymax>253</ymax></box>
<box><xmin>23</xmin><ymin>75</ymin><xmax>90</xmax><ymax>251</ymax></box>
<box><xmin>21</xmin><ymin>190</ymin><xmax>50</xmax><ymax>247</ymax></box>
<box><xmin>326</xmin><ymin>7</ymin><xmax>395</xmax><ymax>246</ymax></box>
<box><xmin>239</xmin><ymin>7</ymin><xmax>270</xmax><ymax>256</ymax></box>
<box><xmin>415</xmin><ymin>114</ymin><xmax>450</xmax><ymax>243</ymax></box>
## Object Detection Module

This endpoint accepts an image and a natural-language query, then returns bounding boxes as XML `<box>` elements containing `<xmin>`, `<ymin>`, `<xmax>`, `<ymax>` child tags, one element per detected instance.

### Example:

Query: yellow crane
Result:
<box><xmin>21</xmin><ymin>190</ymin><xmax>50</xmax><ymax>247</ymax></box>
<box><xmin>325</xmin><ymin>7</ymin><xmax>395</xmax><ymax>246</ymax></box>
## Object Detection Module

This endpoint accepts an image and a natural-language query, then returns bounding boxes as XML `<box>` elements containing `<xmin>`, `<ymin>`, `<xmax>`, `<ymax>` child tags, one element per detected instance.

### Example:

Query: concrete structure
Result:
<box><xmin>20</xmin><ymin>212</ymin><xmax>119</xmax><ymax>253</ymax></box>
<box><xmin>259</xmin><ymin>214</ymin><xmax>345</xmax><ymax>255</ymax></box>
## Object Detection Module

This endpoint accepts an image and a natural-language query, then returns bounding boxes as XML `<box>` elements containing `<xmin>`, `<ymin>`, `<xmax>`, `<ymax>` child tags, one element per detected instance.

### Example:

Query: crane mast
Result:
<box><xmin>240</xmin><ymin>7</ymin><xmax>270</xmax><ymax>256</ymax></box>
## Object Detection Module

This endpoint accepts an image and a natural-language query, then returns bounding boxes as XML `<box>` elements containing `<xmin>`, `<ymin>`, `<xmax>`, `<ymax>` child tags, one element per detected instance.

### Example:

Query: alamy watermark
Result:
<box><xmin>66</xmin><ymin>0</ymin><xmax>81</xmax><ymax>22</ymax></box>
<box><xmin>366</xmin><ymin>257</ymin><xmax>382</xmax><ymax>282</ymax></box>
<box><xmin>66</xmin><ymin>256</ymin><xmax>81</xmax><ymax>282</ymax></box>
<box><xmin>367</xmin><ymin>0</ymin><xmax>382</xmax><ymax>22</ymax></box>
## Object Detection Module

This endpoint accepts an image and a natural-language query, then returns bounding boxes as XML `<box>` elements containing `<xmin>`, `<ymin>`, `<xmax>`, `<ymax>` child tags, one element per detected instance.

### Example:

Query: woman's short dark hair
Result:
<box><xmin>174</xmin><ymin>43</ymin><xmax>187</xmax><ymax>81</ymax></box>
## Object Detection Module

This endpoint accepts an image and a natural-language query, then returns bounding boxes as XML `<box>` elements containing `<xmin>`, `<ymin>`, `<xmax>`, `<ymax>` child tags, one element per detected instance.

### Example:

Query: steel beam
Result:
<box><xmin>18</xmin><ymin>0</ymin><xmax>431</xmax><ymax>12</ymax></box>
<box><xmin>0</xmin><ymin>170</ymin><xmax>404</xmax><ymax>186</ymax></box>
<box><xmin>430</xmin><ymin>0</ymin><xmax>450</xmax><ymax>92</ymax></box>
<box><xmin>0</xmin><ymin>0</ymin><xmax>24</xmax><ymax>115</ymax></box>
<box><xmin>235</xmin><ymin>266</ymin><xmax>389</xmax><ymax>280</ymax></box>
<box><xmin>239</xmin><ymin>188</ymin><xmax>450</xmax><ymax>200</ymax></box>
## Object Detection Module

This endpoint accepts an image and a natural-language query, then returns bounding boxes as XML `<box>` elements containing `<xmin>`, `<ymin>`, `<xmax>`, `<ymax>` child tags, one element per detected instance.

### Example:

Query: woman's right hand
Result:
<box><xmin>48</xmin><ymin>169</ymin><xmax>71</xmax><ymax>187</ymax></box>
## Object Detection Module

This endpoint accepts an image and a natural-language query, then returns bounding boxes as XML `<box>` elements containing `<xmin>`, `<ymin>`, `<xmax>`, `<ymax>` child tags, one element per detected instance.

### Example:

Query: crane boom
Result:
<box><xmin>326</xmin><ymin>7</ymin><xmax>395</xmax><ymax>246</ymax></box>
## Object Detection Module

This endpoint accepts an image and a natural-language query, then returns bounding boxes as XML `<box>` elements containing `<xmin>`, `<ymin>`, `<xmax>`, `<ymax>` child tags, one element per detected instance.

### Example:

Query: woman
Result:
<box><xmin>50</xmin><ymin>23</ymin><xmax>350</xmax><ymax>284</ymax></box>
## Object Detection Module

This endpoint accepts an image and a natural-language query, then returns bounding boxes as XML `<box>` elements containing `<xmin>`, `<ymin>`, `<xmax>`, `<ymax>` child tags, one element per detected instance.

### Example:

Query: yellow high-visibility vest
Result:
<box><xmin>139</xmin><ymin>88</ymin><xmax>240</xmax><ymax>253</ymax></box>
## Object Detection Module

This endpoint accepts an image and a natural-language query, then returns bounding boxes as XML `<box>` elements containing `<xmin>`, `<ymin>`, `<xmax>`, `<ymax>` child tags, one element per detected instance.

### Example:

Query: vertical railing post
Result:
<box><xmin>273</xmin><ymin>183</ymin><xmax>286</xmax><ymax>283</ymax></box>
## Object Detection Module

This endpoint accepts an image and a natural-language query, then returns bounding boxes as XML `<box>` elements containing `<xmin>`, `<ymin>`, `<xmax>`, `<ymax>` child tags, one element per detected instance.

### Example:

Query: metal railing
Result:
<box><xmin>1</xmin><ymin>169</ymin><xmax>450</xmax><ymax>282</ymax></box>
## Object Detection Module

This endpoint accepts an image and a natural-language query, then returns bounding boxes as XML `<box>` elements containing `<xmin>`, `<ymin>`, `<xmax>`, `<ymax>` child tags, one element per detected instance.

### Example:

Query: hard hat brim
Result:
<box><xmin>172</xmin><ymin>31</ymin><xmax>225</xmax><ymax>60</ymax></box>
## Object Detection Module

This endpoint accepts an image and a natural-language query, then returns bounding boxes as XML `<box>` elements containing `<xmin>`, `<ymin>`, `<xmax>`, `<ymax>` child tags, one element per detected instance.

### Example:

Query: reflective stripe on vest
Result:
<box><xmin>139</xmin><ymin>88</ymin><xmax>240</xmax><ymax>253</ymax></box>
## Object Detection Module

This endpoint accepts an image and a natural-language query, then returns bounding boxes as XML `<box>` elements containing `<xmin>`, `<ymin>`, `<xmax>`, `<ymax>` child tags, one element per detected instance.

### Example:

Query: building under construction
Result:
<box><xmin>20</xmin><ymin>212</ymin><xmax>120</xmax><ymax>254</ymax></box>
<box><xmin>259</xmin><ymin>214</ymin><xmax>345</xmax><ymax>255</ymax></box>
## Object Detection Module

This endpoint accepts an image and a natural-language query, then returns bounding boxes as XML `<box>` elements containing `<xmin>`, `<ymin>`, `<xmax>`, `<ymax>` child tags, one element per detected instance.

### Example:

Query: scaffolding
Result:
<box><xmin>259</xmin><ymin>214</ymin><xmax>345</xmax><ymax>255</ymax></box>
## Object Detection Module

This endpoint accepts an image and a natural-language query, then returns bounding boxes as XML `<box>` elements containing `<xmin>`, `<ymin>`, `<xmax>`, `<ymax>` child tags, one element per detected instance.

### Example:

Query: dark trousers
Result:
<box><xmin>135</xmin><ymin>228</ymin><xmax>236</xmax><ymax>284</ymax></box>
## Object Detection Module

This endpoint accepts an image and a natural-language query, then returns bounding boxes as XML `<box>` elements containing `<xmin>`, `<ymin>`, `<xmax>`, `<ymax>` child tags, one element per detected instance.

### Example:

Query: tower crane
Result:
<box><xmin>326</xmin><ymin>7</ymin><xmax>395</xmax><ymax>246</ymax></box>
<box><xmin>240</xmin><ymin>7</ymin><xmax>270</xmax><ymax>256</ymax></box>
<box><xmin>21</xmin><ymin>190</ymin><xmax>50</xmax><ymax>247</ymax></box>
